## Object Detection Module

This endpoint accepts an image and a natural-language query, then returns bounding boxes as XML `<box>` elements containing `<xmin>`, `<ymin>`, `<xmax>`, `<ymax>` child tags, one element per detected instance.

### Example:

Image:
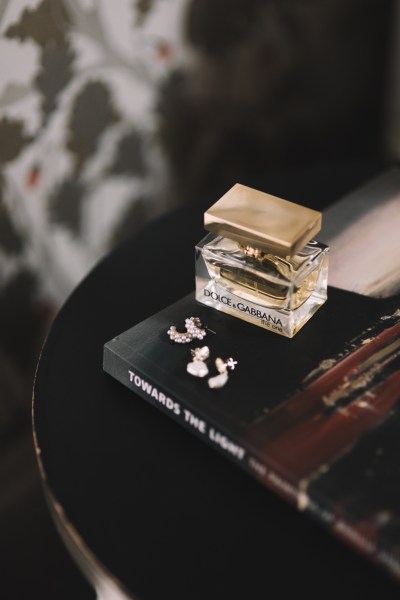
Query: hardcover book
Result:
<box><xmin>104</xmin><ymin>169</ymin><xmax>400</xmax><ymax>581</ymax></box>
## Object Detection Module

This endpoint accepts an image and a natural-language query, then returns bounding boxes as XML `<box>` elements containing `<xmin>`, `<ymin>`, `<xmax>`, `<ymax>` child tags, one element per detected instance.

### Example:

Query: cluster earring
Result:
<box><xmin>167</xmin><ymin>317</ymin><xmax>206</xmax><ymax>344</ymax></box>
<box><xmin>208</xmin><ymin>357</ymin><xmax>238</xmax><ymax>389</ymax></box>
<box><xmin>186</xmin><ymin>346</ymin><xmax>210</xmax><ymax>378</ymax></box>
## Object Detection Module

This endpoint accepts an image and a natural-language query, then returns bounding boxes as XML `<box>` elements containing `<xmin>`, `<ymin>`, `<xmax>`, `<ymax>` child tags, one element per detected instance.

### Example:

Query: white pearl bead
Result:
<box><xmin>208</xmin><ymin>372</ymin><xmax>229</xmax><ymax>389</ymax></box>
<box><xmin>187</xmin><ymin>360</ymin><xmax>209</xmax><ymax>378</ymax></box>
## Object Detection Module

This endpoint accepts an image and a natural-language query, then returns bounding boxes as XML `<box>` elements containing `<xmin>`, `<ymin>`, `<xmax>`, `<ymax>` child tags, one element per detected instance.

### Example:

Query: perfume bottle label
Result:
<box><xmin>197</xmin><ymin>281</ymin><xmax>291</xmax><ymax>336</ymax></box>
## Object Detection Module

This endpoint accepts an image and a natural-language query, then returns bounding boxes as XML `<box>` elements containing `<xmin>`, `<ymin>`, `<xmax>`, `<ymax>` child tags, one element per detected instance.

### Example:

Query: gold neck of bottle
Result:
<box><xmin>239</xmin><ymin>244</ymin><xmax>266</xmax><ymax>259</ymax></box>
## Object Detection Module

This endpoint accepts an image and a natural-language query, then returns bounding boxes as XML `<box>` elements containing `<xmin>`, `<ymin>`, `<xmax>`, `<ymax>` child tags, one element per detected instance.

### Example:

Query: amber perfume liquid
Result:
<box><xmin>196</xmin><ymin>233</ymin><xmax>329</xmax><ymax>337</ymax></box>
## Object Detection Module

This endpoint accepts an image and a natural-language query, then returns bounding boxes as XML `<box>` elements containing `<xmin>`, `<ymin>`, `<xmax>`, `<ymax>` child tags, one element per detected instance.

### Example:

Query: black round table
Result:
<box><xmin>33</xmin><ymin>163</ymin><xmax>400</xmax><ymax>599</ymax></box>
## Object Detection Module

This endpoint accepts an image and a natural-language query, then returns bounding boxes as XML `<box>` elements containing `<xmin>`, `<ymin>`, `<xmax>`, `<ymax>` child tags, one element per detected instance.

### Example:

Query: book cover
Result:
<box><xmin>104</xmin><ymin>169</ymin><xmax>400</xmax><ymax>581</ymax></box>
<box><xmin>104</xmin><ymin>289</ymin><xmax>400</xmax><ymax>580</ymax></box>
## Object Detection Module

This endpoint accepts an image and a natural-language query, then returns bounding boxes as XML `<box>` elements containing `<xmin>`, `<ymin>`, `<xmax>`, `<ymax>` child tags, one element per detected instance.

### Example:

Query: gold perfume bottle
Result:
<box><xmin>195</xmin><ymin>184</ymin><xmax>329</xmax><ymax>337</ymax></box>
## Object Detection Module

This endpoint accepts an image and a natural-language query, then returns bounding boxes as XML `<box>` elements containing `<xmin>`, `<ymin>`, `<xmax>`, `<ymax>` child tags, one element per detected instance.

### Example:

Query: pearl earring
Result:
<box><xmin>186</xmin><ymin>346</ymin><xmax>210</xmax><ymax>378</ymax></box>
<box><xmin>208</xmin><ymin>357</ymin><xmax>238</xmax><ymax>389</ymax></box>
<box><xmin>167</xmin><ymin>317</ymin><xmax>206</xmax><ymax>344</ymax></box>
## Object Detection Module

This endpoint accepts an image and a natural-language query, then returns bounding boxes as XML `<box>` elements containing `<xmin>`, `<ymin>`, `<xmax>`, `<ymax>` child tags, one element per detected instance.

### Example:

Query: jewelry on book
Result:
<box><xmin>187</xmin><ymin>346</ymin><xmax>210</xmax><ymax>378</ymax></box>
<box><xmin>167</xmin><ymin>317</ymin><xmax>206</xmax><ymax>343</ymax></box>
<box><xmin>208</xmin><ymin>357</ymin><xmax>238</xmax><ymax>389</ymax></box>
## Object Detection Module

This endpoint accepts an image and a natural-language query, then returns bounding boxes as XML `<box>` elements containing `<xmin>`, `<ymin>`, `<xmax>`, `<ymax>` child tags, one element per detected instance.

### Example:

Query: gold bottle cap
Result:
<box><xmin>204</xmin><ymin>183</ymin><xmax>321</xmax><ymax>257</ymax></box>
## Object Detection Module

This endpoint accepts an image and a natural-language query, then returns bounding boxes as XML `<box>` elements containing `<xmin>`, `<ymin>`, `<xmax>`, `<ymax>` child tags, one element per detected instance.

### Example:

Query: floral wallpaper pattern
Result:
<box><xmin>0</xmin><ymin>0</ymin><xmax>189</xmax><ymax>306</ymax></box>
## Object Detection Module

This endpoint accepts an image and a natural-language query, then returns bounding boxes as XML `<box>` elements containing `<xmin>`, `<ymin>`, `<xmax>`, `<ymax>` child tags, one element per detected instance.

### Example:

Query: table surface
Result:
<box><xmin>33</xmin><ymin>162</ymin><xmax>400</xmax><ymax>600</ymax></box>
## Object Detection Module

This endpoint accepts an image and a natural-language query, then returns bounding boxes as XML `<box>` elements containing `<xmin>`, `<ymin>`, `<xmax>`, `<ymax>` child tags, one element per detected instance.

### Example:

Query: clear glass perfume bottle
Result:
<box><xmin>195</xmin><ymin>184</ymin><xmax>329</xmax><ymax>338</ymax></box>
